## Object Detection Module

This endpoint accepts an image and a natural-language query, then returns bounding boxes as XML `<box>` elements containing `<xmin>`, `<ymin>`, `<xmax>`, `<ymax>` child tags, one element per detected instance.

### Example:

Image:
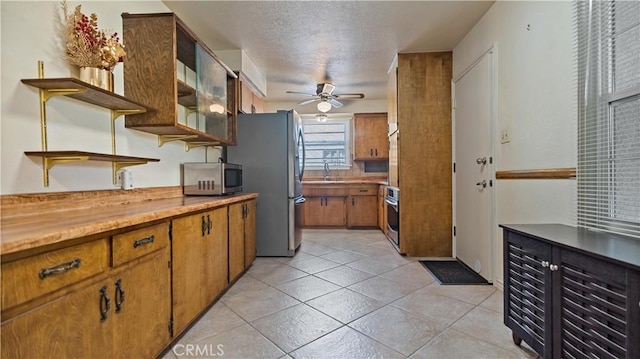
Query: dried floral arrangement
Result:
<box><xmin>60</xmin><ymin>0</ymin><xmax>125</xmax><ymax>71</ymax></box>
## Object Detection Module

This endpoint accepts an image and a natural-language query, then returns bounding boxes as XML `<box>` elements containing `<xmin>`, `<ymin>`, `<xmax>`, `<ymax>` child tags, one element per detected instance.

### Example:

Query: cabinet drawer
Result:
<box><xmin>349</xmin><ymin>185</ymin><xmax>377</xmax><ymax>195</ymax></box>
<box><xmin>1</xmin><ymin>238</ymin><xmax>109</xmax><ymax>309</ymax></box>
<box><xmin>112</xmin><ymin>222</ymin><xmax>169</xmax><ymax>267</ymax></box>
<box><xmin>303</xmin><ymin>187</ymin><xmax>349</xmax><ymax>196</ymax></box>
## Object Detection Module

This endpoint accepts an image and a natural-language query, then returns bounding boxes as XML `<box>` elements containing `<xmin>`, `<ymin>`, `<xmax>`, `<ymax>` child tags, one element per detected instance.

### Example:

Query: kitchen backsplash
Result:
<box><xmin>305</xmin><ymin>160</ymin><xmax>387</xmax><ymax>180</ymax></box>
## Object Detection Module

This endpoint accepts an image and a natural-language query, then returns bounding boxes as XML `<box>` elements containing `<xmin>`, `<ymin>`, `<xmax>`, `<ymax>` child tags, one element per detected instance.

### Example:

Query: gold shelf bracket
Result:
<box><xmin>41</xmin><ymin>88</ymin><xmax>86</xmax><ymax>103</ymax></box>
<box><xmin>111</xmin><ymin>109</ymin><xmax>145</xmax><ymax>122</ymax></box>
<box><xmin>42</xmin><ymin>156</ymin><xmax>90</xmax><ymax>187</ymax></box>
<box><xmin>112</xmin><ymin>161</ymin><xmax>148</xmax><ymax>184</ymax></box>
<box><xmin>184</xmin><ymin>142</ymin><xmax>220</xmax><ymax>152</ymax></box>
<box><xmin>158</xmin><ymin>135</ymin><xmax>198</xmax><ymax>147</ymax></box>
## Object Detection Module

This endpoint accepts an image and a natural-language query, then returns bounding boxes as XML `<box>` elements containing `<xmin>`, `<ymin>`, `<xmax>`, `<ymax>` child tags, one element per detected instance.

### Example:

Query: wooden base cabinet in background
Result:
<box><xmin>303</xmin><ymin>196</ymin><xmax>347</xmax><ymax>227</ymax></box>
<box><xmin>1</xmin><ymin>223</ymin><xmax>172</xmax><ymax>359</ymax></box>
<box><xmin>502</xmin><ymin>224</ymin><xmax>640</xmax><ymax>359</ymax></box>
<box><xmin>171</xmin><ymin>208</ymin><xmax>228</xmax><ymax>335</ymax></box>
<box><xmin>228</xmin><ymin>199</ymin><xmax>257</xmax><ymax>283</ymax></box>
<box><xmin>347</xmin><ymin>185</ymin><xmax>378</xmax><ymax>228</ymax></box>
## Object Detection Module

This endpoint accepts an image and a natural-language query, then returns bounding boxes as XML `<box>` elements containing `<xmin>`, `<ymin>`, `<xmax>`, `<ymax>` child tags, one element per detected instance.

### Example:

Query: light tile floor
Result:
<box><xmin>164</xmin><ymin>229</ymin><xmax>537</xmax><ymax>359</ymax></box>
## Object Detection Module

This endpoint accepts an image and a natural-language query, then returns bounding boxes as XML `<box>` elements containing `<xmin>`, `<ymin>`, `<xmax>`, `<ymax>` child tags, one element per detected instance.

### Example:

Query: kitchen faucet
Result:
<box><xmin>323</xmin><ymin>162</ymin><xmax>330</xmax><ymax>181</ymax></box>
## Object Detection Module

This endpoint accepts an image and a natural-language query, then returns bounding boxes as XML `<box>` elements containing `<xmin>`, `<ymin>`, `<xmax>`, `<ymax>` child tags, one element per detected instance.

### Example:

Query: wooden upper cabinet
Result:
<box><xmin>122</xmin><ymin>13</ymin><xmax>238</xmax><ymax>145</ymax></box>
<box><xmin>353</xmin><ymin>113</ymin><xmax>389</xmax><ymax>160</ymax></box>
<box><xmin>238</xmin><ymin>74</ymin><xmax>264</xmax><ymax>114</ymax></box>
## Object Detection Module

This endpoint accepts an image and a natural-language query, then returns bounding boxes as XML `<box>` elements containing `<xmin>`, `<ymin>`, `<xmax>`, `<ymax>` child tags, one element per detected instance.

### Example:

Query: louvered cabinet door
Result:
<box><xmin>555</xmin><ymin>250</ymin><xmax>639</xmax><ymax>359</ymax></box>
<box><xmin>504</xmin><ymin>232</ymin><xmax>553</xmax><ymax>358</ymax></box>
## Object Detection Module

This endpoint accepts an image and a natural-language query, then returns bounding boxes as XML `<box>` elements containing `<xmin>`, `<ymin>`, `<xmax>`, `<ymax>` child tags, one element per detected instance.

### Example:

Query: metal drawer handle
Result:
<box><xmin>201</xmin><ymin>215</ymin><xmax>207</xmax><ymax>236</ymax></box>
<box><xmin>207</xmin><ymin>215</ymin><xmax>212</xmax><ymax>235</ymax></box>
<box><xmin>541</xmin><ymin>261</ymin><xmax>549</xmax><ymax>268</ymax></box>
<box><xmin>133</xmin><ymin>235</ymin><xmax>155</xmax><ymax>248</ymax></box>
<box><xmin>549</xmin><ymin>264</ymin><xmax>559</xmax><ymax>271</ymax></box>
<box><xmin>115</xmin><ymin>279</ymin><xmax>125</xmax><ymax>313</ymax></box>
<box><xmin>99</xmin><ymin>286</ymin><xmax>110</xmax><ymax>322</ymax></box>
<box><xmin>359</xmin><ymin>189</ymin><xmax>368</xmax><ymax>192</ymax></box>
<box><xmin>39</xmin><ymin>258</ymin><xmax>81</xmax><ymax>279</ymax></box>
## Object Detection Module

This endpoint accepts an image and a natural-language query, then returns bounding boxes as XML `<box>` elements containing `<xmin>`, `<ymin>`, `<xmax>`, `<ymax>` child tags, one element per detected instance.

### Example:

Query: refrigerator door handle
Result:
<box><xmin>298</xmin><ymin>127</ymin><xmax>306</xmax><ymax>181</ymax></box>
<box><xmin>295</xmin><ymin>196</ymin><xmax>306</xmax><ymax>204</ymax></box>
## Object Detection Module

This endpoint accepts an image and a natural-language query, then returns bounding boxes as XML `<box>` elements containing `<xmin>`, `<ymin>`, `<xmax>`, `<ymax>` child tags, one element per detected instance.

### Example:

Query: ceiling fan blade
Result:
<box><xmin>333</xmin><ymin>93</ymin><xmax>365</xmax><ymax>99</ymax></box>
<box><xmin>298</xmin><ymin>98</ymin><xmax>321</xmax><ymax>106</ymax></box>
<box><xmin>320</xmin><ymin>83</ymin><xmax>336</xmax><ymax>95</ymax></box>
<box><xmin>327</xmin><ymin>98</ymin><xmax>343</xmax><ymax>108</ymax></box>
<box><xmin>286</xmin><ymin>91</ymin><xmax>316</xmax><ymax>97</ymax></box>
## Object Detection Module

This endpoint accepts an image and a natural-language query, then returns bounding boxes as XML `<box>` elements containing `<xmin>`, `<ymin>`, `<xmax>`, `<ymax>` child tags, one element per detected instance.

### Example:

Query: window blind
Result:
<box><xmin>302</xmin><ymin>117</ymin><xmax>351</xmax><ymax>169</ymax></box>
<box><xmin>575</xmin><ymin>0</ymin><xmax>640</xmax><ymax>238</ymax></box>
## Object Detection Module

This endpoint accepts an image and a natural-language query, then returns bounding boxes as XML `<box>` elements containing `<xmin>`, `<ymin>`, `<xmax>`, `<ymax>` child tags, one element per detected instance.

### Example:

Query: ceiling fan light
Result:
<box><xmin>317</xmin><ymin>101</ymin><xmax>332</xmax><ymax>113</ymax></box>
<box><xmin>316</xmin><ymin>114</ymin><xmax>328</xmax><ymax>122</ymax></box>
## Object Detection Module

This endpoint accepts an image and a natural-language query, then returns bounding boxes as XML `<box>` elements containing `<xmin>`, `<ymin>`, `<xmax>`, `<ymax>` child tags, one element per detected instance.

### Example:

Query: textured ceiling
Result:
<box><xmin>163</xmin><ymin>1</ymin><xmax>494</xmax><ymax>103</ymax></box>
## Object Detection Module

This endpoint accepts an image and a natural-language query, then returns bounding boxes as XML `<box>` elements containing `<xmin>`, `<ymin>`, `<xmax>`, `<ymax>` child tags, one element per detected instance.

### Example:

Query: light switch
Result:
<box><xmin>500</xmin><ymin>128</ymin><xmax>511</xmax><ymax>144</ymax></box>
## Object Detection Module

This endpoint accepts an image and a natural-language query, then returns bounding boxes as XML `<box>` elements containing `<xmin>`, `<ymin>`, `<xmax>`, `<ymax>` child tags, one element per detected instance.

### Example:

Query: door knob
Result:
<box><xmin>476</xmin><ymin>180</ymin><xmax>487</xmax><ymax>188</ymax></box>
<box><xmin>476</xmin><ymin>157</ymin><xmax>487</xmax><ymax>165</ymax></box>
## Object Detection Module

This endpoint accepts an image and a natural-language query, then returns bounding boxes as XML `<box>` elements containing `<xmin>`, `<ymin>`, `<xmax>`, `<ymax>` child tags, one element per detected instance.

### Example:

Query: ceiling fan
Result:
<box><xmin>286</xmin><ymin>83</ymin><xmax>365</xmax><ymax>112</ymax></box>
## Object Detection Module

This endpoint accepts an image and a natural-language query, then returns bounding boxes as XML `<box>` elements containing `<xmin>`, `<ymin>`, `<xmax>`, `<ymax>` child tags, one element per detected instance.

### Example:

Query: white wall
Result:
<box><xmin>452</xmin><ymin>1</ymin><xmax>576</xmax><ymax>286</ymax></box>
<box><xmin>1</xmin><ymin>1</ymin><xmax>222</xmax><ymax>195</ymax></box>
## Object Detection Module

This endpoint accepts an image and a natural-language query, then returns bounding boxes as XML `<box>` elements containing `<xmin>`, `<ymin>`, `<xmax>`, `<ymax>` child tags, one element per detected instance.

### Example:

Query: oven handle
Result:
<box><xmin>385</xmin><ymin>197</ymin><xmax>398</xmax><ymax>211</ymax></box>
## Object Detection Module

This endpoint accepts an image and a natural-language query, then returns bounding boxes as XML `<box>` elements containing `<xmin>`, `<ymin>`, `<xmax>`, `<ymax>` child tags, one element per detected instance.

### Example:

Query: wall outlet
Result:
<box><xmin>500</xmin><ymin>128</ymin><xmax>511</xmax><ymax>144</ymax></box>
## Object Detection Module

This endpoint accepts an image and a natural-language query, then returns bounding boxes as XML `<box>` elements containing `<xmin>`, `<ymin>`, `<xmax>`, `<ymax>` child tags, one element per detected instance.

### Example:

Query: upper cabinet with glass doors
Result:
<box><xmin>121</xmin><ymin>13</ymin><xmax>238</xmax><ymax>147</ymax></box>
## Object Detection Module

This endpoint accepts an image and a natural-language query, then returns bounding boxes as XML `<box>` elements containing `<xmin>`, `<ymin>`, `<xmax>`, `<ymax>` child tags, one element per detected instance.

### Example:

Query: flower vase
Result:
<box><xmin>79</xmin><ymin>67</ymin><xmax>113</xmax><ymax>91</ymax></box>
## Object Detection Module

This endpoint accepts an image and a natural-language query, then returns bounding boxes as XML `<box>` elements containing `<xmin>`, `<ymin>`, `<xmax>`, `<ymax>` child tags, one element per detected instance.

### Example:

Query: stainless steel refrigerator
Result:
<box><xmin>227</xmin><ymin>110</ymin><xmax>305</xmax><ymax>256</ymax></box>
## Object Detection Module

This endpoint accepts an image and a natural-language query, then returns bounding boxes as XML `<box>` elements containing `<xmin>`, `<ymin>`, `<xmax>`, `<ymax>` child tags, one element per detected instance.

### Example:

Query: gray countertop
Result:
<box><xmin>500</xmin><ymin>223</ymin><xmax>640</xmax><ymax>269</ymax></box>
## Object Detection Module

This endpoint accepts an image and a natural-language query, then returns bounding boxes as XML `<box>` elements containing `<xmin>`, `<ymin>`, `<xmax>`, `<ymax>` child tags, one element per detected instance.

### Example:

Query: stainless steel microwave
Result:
<box><xmin>182</xmin><ymin>162</ymin><xmax>242</xmax><ymax>195</ymax></box>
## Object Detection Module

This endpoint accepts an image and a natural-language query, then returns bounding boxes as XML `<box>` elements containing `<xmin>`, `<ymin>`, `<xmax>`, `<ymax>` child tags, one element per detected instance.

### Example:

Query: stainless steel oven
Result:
<box><xmin>385</xmin><ymin>187</ymin><xmax>399</xmax><ymax>247</ymax></box>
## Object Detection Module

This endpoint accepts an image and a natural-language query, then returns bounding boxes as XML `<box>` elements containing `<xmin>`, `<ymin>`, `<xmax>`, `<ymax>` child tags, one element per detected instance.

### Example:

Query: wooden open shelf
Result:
<box><xmin>21</xmin><ymin>68</ymin><xmax>158</xmax><ymax>187</ymax></box>
<box><xmin>21</xmin><ymin>78</ymin><xmax>151</xmax><ymax>114</ymax></box>
<box><xmin>177</xmin><ymin>80</ymin><xmax>196</xmax><ymax>108</ymax></box>
<box><xmin>25</xmin><ymin>151</ymin><xmax>159</xmax><ymax>164</ymax></box>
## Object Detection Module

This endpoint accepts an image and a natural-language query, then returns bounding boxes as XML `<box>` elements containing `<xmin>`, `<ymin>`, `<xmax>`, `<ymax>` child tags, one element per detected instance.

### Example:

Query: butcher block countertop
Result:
<box><xmin>0</xmin><ymin>186</ymin><xmax>258</xmax><ymax>256</ymax></box>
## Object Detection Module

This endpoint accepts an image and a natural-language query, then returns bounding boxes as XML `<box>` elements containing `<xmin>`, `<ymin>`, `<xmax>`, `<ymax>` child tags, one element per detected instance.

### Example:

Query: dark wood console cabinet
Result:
<box><xmin>501</xmin><ymin>224</ymin><xmax>640</xmax><ymax>359</ymax></box>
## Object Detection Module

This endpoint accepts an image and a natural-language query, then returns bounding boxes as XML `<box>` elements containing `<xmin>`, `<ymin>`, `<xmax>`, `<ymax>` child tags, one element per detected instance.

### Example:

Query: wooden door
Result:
<box><xmin>208</xmin><ymin>207</ymin><xmax>229</xmax><ymax>302</ymax></box>
<box><xmin>113</xmin><ymin>248</ymin><xmax>171</xmax><ymax>358</ymax></box>
<box><xmin>454</xmin><ymin>51</ymin><xmax>494</xmax><ymax>280</ymax></box>
<box><xmin>388</xmin><ymin>132</ymin><xmax>398</xmax><ymax>188</ymax></box>
<box><xmin>354</xmin><ymin>113</ymin><xmax>388</xmax><ymax>160</ymax></box>
<box><xmin>244</xmin><ymin>200</ymin><xmax>257</xmax><ymax>267</ymax></box>
<box><xmin>1</xmin><ymin>279</ymin><xmax>113</xmax><ymax>358</ymax></box>
<box><xmin>504</xmin><ymin>231</ymin><xmax>552</xmax><ymax>358</ymax></box>
<box><xmin>171</xmin><ymin>211</ymin><xmax>213</xmax><ymax>334</ymax></box>
<box><xmin>240</xmin><ymin>80</ymin><xmax>253</xmax><ymax>113</ymax></box>
<box><xmin>228</xmin><ymin>202</ymin><xmax>245</xmax><ymax>282</ymax></box>
<box><xmin>324</xmin><ymin>197</ymin><xmax>347</xmax><ymax>227</ymax></box>
<box><xmin>303</xmin><ymin>197</ymin><xmax>325</xmax><ymax>227</ymax></box>
<box><xmin>252</xmin><ymin>93</ymin><xmax>264</xmax><ymax>113</ymax></box>
<box><xmin>555</xmin><ymin>249</ymin><xmax>636</xmax><ymax>359</ymax></box>
<box><xmin>377</xmin><ymin>186</ymin><xmax>385</xmax><ymax>231</ymax></box>
<box><xmin>348</xmin><ymin>196</ymin><xmax>378</xmax><ymax>227</ymax></box>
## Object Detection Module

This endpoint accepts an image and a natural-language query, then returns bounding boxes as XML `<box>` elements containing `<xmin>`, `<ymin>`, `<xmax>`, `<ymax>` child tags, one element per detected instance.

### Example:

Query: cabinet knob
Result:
<box><xmin>541</xmin><ymin>261</ymin><xmax>549</xmax><ymax>268</ymax></box>
<box><xmin>549</xmin><ymin>264</ymin><xmax>559</xmax><ymax>271</ymax></box>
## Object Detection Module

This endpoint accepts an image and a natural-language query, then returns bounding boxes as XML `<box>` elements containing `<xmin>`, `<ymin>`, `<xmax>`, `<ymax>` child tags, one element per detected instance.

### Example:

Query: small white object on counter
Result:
<box><xmin>119</xmin><ymin>169</ymin><xmax>134</xmax><ymax>190</ymax></box>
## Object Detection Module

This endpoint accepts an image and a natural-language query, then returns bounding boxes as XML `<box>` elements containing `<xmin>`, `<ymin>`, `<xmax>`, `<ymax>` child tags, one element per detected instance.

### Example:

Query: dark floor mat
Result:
<box><xmin>420</xmin><ymin>260</ymin><xmax>489</xmax><ymax>285</ymax></box>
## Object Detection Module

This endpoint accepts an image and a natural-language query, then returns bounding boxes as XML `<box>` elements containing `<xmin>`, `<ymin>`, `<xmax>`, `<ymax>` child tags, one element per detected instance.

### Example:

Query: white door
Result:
<box><xmin>453</xmin><ymin>51</ymin><xmax>494</xmax><ymax>281</ymax></box>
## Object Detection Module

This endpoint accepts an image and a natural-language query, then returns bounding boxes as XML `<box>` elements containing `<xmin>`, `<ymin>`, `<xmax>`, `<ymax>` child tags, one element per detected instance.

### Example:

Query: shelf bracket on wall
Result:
<box><xmin>40</xmin><ymin>156</ymin><xmax>90</xmax><ymax>187</ymax></box>
<box><xmin>157</xmin><ymin>135</ymin><xmax>199</xmax><ymax>147</ymax></box>
<box><xmin>111</xmin><ymin>109</ymin><xmax>146</xmax><ymax>122</ymax></box>
<box><xmin>184</xmin><ymin>142</ymin><xmax>220</xmax><ymax>152</ymax></box>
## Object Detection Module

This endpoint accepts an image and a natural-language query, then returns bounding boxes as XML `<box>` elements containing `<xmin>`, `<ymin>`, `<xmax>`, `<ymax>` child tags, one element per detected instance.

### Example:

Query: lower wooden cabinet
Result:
<box><xmin>1</xmin><ymin>223</ymin><xmax>172</xmax><ymax>359</ymax></box>
<box><xmin>229</xmin><ymin>199</ymin><xmax>257</xmax><ymax>283</ymax></box>
<box><xmin>1</xmin><ymin>278</ymin><xmax>114</xmax><ymax>358</ymax></box>
<box><xmin>348</xmin><ymin>195</ymin><xmax>378</xmax><ymax>227</ymax></box>
<box><xmin>171</xmin><ymin>207</ymin><xmax>228</xmax><ymax>335</ymax></box>
<box><xmin>304</xmin><ymin>196</ymin><xmax>347</xmax><ymax>227</ymax></box>
<box><xmin>1</xmin><ymin>197</ymin><xmax>257</xmax><ymax>357</ymax></box>
<box><xmin>502</xmin><ymin>224</ymin><xmax>640</xmax><ymax>359</ymax></box>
